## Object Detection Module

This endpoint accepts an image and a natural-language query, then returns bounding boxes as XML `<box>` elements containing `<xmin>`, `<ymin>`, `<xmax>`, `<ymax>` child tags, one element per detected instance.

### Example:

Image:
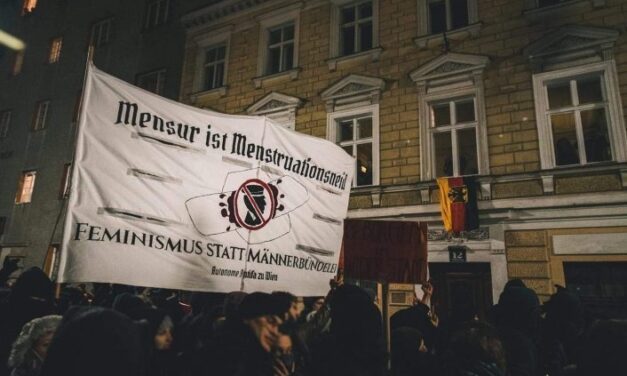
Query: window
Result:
<box><xmin>15</xmin><ymin>171</ymin><xmax>36</xmax><ymax>204</ymax></box>
<box><xmin>337</xmin><ymin>115</ymin><xmax>375</xmax><ymax>186</ymax></box>
<box><xmin>532</xmin><ymin>62</ymin><xmax>627</xmax><ymax>169</ymax></box>
<box><xmin>144</xmin><ymin>0</ymin><xmax>170</xmax><ymax>29</ymax></box>
<box><xmin>191</xmin><ymin>28</ymin><xmax>231</xmax><ymax>97</ymax></box>
<box><xmin>12</xmin><ymin>51</ymin><xmax>24</xmax><ymax>75</ymax></box>
<box><xmin>339</xmin><ymin>1</ymin><xmax>373</xmax><ymax>55</ymax></box>
<box><xmin>72</xmin><ymin>91</ymin><xmax>82</xmax><ymax>122</ymax></box>
<box><xmin>43</xmin><ymin>244</ymin><xmax>60</xmax><ymax>279</ymax></box>
<box><xmin>564</xmin><ymin>262</ymin><xmax>627</xmax><ymax>318</ymax></box>
<box><xmin>326</xmin><ymin>103</ymin><xmax>381</xmax><ymax>187</ymax></box>
<box><xmin>91</xmin><ymin>19</ymin><xmax>112</xmax><ymax>48</ymax></box>
<box><xmin>254</xmin><ymin>5</ymin><xmax>301</xmax><ymax>86</ymax></box>
<box><xmin>59</xmin><ymin>163</ymin><xmax>72</xmax><ymax>199</ymax></box>
<box><xmin>32</xmin><ymin>101</ymin><xmax>49</xmax><ymax>131</ymax></box>
<box><xmin>202</xmin><ymin>44</ymin><xmax>226</xmax><ymax>91</ymax></box>
<box><xmin>137</xmin><ymin>69</ymin><xmax>166</xmax><ymax>95</ymax></box>
<box><xmin>428</xmin><ymin>0</ymin><xmax>469</xmax><ymax>33</ymax></box>
<box><xmin>526</xmin><ymin>26</ymin><xmax>626</xmax><ymax>169</ymax></box>
<box><xmin>546</xmin><ymin>75</ymin><xmax>610</xmax><ymax>166</ymax></box>
<box><xmin>0</xmin><ymin>110</ymin><xmax>11</xmax><ymax>139</ymax></box>
<box><xmin>266</xmin><ymin>23</ymin><xmax>295</xmax><ymax>75</ymax></box>
<box><xmin>410</xmin><ymin>53</ymin><xmax>490</xmax><ymax>180</ymax></box>
<box><xmin>22</xmin><ymin>0</ymin><xmax>37</xmax><ymax>14</ymax></box>
<box><xmin>48</xmin><ymin>37</ymin><xmax>63</xmax><ymax>64</ymax></box>
<box><xmin>429</xmin><ymin>97</ymin><xmax>479</xmax><ymax>177</ymax></box>
<box><xmin>415</xmin><ymin>0</ymin><xmax>479</xmax><ymax>48</ymax></box>
<box><xmin>323</xmin><ymin>75</ymin><xmax>384</xmax><ymax>186</ymax></box>
<box><xmin>328</xmin><ymin>0</ymin><xmax>380</xmax><ymax>65</ymax></box>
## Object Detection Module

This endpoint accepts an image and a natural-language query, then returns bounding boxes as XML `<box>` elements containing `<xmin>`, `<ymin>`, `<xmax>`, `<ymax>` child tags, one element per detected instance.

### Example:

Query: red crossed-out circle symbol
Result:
<box><xmin>233</xmin><ymin>179</ymin><xmax>277</xmax><ymax>231</ymax></box>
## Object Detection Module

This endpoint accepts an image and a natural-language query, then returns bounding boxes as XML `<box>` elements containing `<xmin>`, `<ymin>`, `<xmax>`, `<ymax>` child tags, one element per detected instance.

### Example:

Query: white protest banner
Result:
<box><xmin>59</xmin><ymin>64</ymin><xmax>354</xmax><ymax>295</ymax></box>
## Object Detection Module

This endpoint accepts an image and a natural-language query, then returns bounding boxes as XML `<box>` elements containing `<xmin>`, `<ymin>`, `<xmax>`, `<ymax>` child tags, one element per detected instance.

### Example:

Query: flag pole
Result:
<box><xmin>44</xmin><ymin>44</ymin><xmax>94</xmax><ymax>286</ymax></box>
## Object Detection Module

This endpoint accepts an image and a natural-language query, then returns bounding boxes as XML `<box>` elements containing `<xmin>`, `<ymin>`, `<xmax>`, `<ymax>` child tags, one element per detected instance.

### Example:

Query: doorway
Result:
<box><xmin>429</xmin><ymin>262</ymin><xmax>493</xmax><ymax>322</ymax></box>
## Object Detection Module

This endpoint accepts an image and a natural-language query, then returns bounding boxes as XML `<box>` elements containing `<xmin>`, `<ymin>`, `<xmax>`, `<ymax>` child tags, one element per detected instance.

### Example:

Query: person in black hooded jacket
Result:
<box><xmin>494</xmin><ymin>286</ymin><xmax>542</xmax><ymax>376</ymax></box>
<box><xmin>309</xmin><ymin>284</ymin><xmax>387</xmax><ymax>376</ymax></box>
<box><xmin>0</xmin><ymin>268</ymin><xmax>55</xmax><ymax>376</ymax></box>
<box><xmin>40</xmin><ymin>307</ymin><xmax>146</xmax><ymax>376</ymax></box>
<box><xmin>200</xmin><ymin>292</ymin><xmax>284</xmax><ymax>376</ymax></box>
<box><xmin>133</xmin><ymin>308</ymin><xmax>176</xmax><ymax>376</ymax></box>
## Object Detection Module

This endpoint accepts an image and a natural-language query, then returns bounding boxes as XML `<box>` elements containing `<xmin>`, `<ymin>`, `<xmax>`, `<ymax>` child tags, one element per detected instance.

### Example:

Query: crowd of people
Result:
<box><xmin>0</xmin><ymin>257</ymin><xmax>626</xmax><ymax>376</ymax></box>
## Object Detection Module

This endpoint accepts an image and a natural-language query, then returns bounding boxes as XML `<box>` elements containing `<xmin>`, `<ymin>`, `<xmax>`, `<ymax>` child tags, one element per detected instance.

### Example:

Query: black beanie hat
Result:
<box><xmin>41</xmin><ymin>307</ymin><xmax>145</xmax><ymax>376</ymax></box>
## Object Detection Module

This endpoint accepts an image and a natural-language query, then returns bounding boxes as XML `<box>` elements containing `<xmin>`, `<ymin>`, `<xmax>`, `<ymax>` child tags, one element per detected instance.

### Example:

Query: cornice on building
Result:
<box><xmin>523</xmin><ymin>24</ymin><xmax>619</xmax><ymax>71</ymax></box>
<box><xmin>182</xmin><ymin>0</ymin><xmax>278</xmax><ymax>30</ymax></box>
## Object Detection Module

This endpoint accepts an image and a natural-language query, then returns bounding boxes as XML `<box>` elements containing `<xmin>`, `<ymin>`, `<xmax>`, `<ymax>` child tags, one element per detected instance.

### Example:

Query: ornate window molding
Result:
<box><xmin>247</xmin><ymin>92</ymin><xmax>303</xmax><ymax>130</ymax></box>
<box><xmin>323</xmin><ymin>74</ymin><xmax>385</xmax><ymax>187</ymax></box>
<box><xmin>410</xmin><ymin>53</ymin><xmax>490</xmax><ymax>180</ymax></box>
<box><xmin>526</xmin><ymin>26</ymin><xmax>626</xmax><ymax>169</ymax></box>
<box><xmin>321</xmin><ymin>74</ymin><xmax>385</xmax><ymax>112</ymax></box>
<box><xmin>524</xmin><ymin>25</ymin><xmax>619</xmax><ymax>72</ymax></box>
<box><xmin>523</xmin><ymin>0</ymin><xmax>606</xmax><ymax>20</ymax></box>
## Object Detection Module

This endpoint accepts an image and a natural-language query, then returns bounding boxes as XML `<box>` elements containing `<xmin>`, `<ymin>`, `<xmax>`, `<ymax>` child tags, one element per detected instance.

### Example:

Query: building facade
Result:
<box><xmin>0</xmin><ymin>0</ymin><xmax>208</xmax><ymax>276</ymax></box>
<box><xmin>180</xmin><ymin>0</ymin><xmax>627</xmax><ymax>317</ymax></box>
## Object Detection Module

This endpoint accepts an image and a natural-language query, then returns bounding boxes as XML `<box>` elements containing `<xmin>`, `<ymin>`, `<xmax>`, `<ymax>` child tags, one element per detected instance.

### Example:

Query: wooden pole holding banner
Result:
<box><xmin>381</xmin><ymin>281</ymin><xmax>391</xmax><ymax>369</ymax></box>
<box><xmin>47</xmin><ymin>44</ymin><xmax>94</xmax><ymax>297</ymax></box>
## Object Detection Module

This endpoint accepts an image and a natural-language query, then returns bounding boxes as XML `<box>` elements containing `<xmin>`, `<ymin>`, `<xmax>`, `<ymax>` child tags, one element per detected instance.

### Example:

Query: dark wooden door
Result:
<box><xmin>429</xmin><ymin>262</ymin><xmax>493</xmax><ymax>322</ymax></box>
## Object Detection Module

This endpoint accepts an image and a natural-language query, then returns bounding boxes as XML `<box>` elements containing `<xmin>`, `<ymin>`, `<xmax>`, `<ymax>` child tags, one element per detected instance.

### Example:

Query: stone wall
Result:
<box><xmin>505</xmin><ymin>230</ymin><xmax>552</xmax><ymax>301</ymax></box>
<box><xmin>505</xmin><ymin>226</ymin><xmax>627</xmax><ymax>301</ymax></box>
<box><xmin>181</xmin><ymin>0</ymin><xmax>627</xmax><ymax>195</ymax></box>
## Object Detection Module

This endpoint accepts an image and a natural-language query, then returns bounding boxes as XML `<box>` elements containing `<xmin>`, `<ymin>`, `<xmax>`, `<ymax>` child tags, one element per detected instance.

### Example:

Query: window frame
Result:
<box><xmin>255</xmin><ymin>6</ymin><xmax>300</xmax><ymax>80</ymax></box>
<box><xmin>144</xmin><ymin>0</ymin><xmax>170</xmax><ymax>29</ymax></box>
<box><xmin>201</xmin><ymin>44</ymin><xmax>227</xmax><ymax>91</ymax></box>
<box><xmin>15</xmin><ymin>170</ymin><xmax>36</xmax><ymax>204</ymax></box>
<box><xmin>411</xmin><ymin>54</ymin><xmax>490</xmax><ymax>181</ymax></box>
<box><xmin>338</xmin><ymin>0</ymin><xmax>374</xmax><ymax>56</ymax></box>
<box><xmin>22</xmin><ymin>0</ymin><xmax>37</xmax><ymax>15</ymax></box>
<box><xmin>329</xmin><ymin>0</ymin><xmax>379</xmax><ymax>59</ymax></box>
<box><xmin>48</xmin><ymin>36</ymin><xmax>63</xmax><ymax>64</ymax></box>
<box><xmin>532</xmin><ymin>61</ymin><xmax>627</xmax><ymax>169</ymax></box>
<box><xmin>12</xmin><ymin>51</ymin><xmax>24</xmax><ymax>76</ymax></box>
<box><xmin>428</xmin><ymin>96</ymin><xmax>480</xmax><ymax>177</ymax></box>
<box><xmin>59</xmin><ymin>163</ymin><xmax>72</xmax><ymax>200</ymax></box>
<box><xmin>136</xmin><ymin>68</ymin><xmax>167</xmax><ymax>95</ymax></box>
<box><xmin>0</xmin><ymin>110</ymin><xmax>11</xmax><ymax>139</ymax></box>
<box><xmin>327</xmin><ymin>104</ymin><xmax>380</xmax><ymax>187</ymax></box>
<box><xmin>192</xmin><ymin>29</ymin><xmax>231</xmax><ymax>95</ymax></box>
<box><xmin>416</xmin><ymin>0</ymin><xmax>479</xmax><ymax>44</ymax></box>
<box><xmin>91</xmin><ymin>18</ymin><xmax>112</xmax><ymax>48</ymax></box>
<box><xmin>43</xmin><ymin>244</ymin><xmax>60</xmax><ymax>279</ymax></box>
<box><xmin>32</xmin><ymin>101</ymin><xmax>49</xmax><ymax>131</ymax></box>
<box><xmin>265</xmin><ymin>22</ymin><xmax>296</xmax><ymax>75</ymax></box>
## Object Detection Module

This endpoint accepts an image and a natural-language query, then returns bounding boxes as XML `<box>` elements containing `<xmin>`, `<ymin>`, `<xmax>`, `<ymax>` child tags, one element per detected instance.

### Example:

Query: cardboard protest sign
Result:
<box><xmin>59</xmin><ymin>64</ymin><xmax>354</xmax><ymax>295</ymax></box>
<box><xmin>342</xmin><ymin>220</ymin><xmax>428</xmax><ymax>284</ymax></box>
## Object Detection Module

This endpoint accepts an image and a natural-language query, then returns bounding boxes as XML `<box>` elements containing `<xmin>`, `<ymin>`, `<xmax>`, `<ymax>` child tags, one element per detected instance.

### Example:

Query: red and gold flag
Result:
<box><xmin>437</xmin><ymin>177</ymin><xmax>479</xmax><ymax>233</ymax></box>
